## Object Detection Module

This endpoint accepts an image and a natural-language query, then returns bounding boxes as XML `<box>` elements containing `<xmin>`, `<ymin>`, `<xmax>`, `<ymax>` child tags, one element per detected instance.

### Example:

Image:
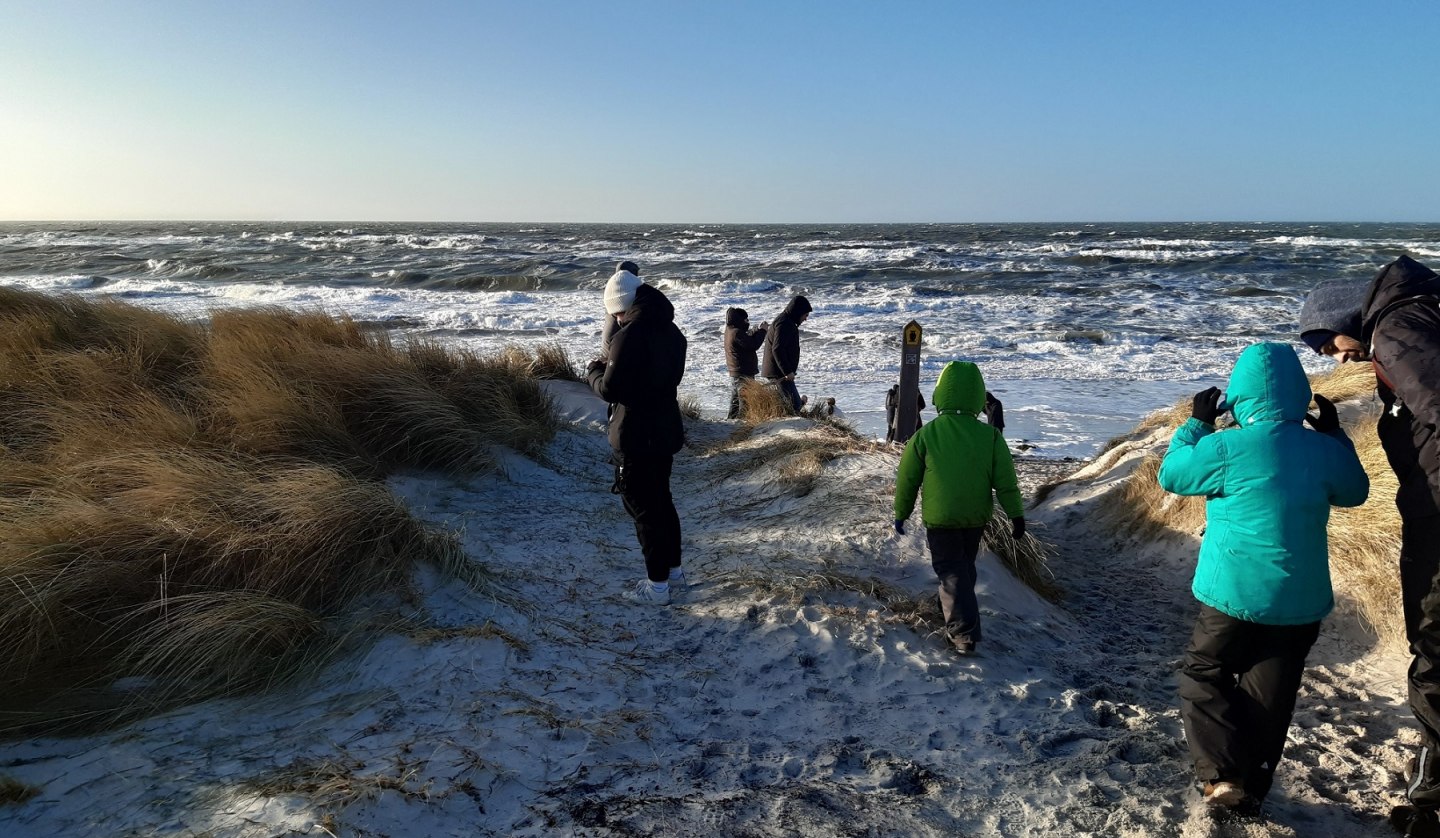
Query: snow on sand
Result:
<box><xmin>0</xmin><ymin>383</ymin><xmax>1416</xmax><ymax>837</ymax></box>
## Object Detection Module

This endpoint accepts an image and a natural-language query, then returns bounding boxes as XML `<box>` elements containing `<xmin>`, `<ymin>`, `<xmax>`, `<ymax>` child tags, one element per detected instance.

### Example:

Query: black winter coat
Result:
<box><xmin>588</xmin><ymin>284</ymin><xmax>688</xmax><ymax>457</ymax></box>
<box><xmin>724</xmin><ymin>307</ymin><xmax>767</xmax><ymax>377</ymax></box>
<box><xmin>1361</xmin><ymin>255</ymin><xmax>1440</xmax><ymax>520</ymax></box>
<box><xmin>761</xmin><ymin>295</ymin><xmax>812</xmax><ymax>379</ymax></box>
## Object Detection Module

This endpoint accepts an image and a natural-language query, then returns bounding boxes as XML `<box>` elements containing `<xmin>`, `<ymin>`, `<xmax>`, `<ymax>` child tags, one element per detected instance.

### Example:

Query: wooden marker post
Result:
<box><xmin>895</xmin><ymin>320</ymin><xmax>923</xmax><ymax>444</ymax></box>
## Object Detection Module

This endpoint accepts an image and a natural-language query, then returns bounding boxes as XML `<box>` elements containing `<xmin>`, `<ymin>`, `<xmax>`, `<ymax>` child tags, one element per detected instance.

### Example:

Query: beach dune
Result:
<box><xmin>0</xmin><ymin>368</ymin><xmax>1414</xmax><ymax>838</ymax></box>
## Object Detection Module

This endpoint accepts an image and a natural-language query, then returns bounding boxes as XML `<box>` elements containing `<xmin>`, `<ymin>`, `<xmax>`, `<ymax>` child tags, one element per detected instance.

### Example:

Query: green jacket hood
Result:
<box><xmin>933</xmin><ymin>361</ymin><xmax>986</xmax><ymax>414</ymax></box>
<box><xmin>1225</xmin><ymin>342</ymin><xmax>1310</xmax><ymax>426</ymax></box>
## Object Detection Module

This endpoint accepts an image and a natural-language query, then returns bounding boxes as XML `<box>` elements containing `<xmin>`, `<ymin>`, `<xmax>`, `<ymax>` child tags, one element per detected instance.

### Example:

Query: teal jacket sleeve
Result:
<box><xmin>1322</xmin><ymin>429</ymin><xmax>1370</xmax><ymax>508</ymax></box>
<box><xmin>1157</xmin><ymin>417</ymin><xmax>1226</xmax><ymax>497</ymax></box>
<box><xmin>894</xmin><ymin>431</ymin><xmax>926</xmax><ymax>521</ymax></box>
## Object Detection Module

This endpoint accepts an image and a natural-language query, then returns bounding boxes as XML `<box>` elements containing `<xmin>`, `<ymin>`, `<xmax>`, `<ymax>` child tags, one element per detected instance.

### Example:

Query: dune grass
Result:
<box><xmin>1095</xmin><ymin>361</ymin><xmax>1403</xmax><ymax>645</ymax></box>
<box><xmin>0</xmin><ymin>775</ymin><xmax>40</xmax><ymax>806</ymax></box>
<box><xmin>0</xmin><ymin>288</ymin><xmax>559</xmax><ymax>733</ymax></box>
<box><xmin>737</xmin><ymin>378</ymin><xmax>795</xmax><ymax>423</ymax></box>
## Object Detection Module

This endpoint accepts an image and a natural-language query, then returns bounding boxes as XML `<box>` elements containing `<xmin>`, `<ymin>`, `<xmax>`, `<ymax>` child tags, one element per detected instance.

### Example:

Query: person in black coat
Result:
<box><xmin>884</xmin><ymin>385</ymin><xmax>924</xmax><ymax>443</ymax></box>
<box><xmin>724</xmin><ymin>307</ymin><xmax>767</xmax><ymax>419</ymax></box>
<box><xmin>761</xmin><ymin>295</ymin><xmax>813</xmax><ymax>414</ymax></box>
<box><xmin>588</xmin><ymin>278</ymin><xmax>688</xmax><ymax>606</ymax></box>
<box><xmin>1299</xmin><ymin>255</ymin><xmax>1440</xmax><ymax>836</ymax></box>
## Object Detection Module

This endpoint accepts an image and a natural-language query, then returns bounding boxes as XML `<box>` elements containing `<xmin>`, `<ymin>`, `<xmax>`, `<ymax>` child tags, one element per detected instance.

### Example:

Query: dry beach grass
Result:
<box><xmin>0</xmin><ymin>288</ymin><xmax>571</xmax><ymax>732</ymax></box>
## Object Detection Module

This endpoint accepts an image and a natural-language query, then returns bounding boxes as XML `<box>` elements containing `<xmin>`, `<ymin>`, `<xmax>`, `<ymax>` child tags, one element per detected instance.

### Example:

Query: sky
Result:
<box><xmin>1</xmin><ymin>1</ymin><xmax>1436</xmax><ymax>223</ymax></box>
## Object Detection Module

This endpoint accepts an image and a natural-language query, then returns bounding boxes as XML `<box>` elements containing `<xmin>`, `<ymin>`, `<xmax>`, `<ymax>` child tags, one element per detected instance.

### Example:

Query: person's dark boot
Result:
<box><xmin>1390</xmin><ymin>805</ymin><xmax>1440</xmax><ymax>836</ymax></box>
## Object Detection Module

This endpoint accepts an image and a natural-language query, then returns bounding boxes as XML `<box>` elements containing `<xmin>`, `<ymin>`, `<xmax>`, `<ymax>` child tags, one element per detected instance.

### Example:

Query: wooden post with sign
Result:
<box><xmin>895</xmin><ymin>320</ymin><xmax>923</xmax><ymax>444</ymax></box>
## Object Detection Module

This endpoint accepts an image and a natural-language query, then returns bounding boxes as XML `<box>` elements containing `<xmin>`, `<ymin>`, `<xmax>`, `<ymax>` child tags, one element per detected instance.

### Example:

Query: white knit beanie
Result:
<box><xmin>604</xmin><ymin>270</ymin><xmax>643</xmax><ymax>315</ymax></box>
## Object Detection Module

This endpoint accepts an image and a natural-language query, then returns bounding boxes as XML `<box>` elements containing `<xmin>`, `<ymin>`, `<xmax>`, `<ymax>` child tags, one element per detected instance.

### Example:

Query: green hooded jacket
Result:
<box><xmin>894</xmin><ymin>361</ymin><xmax>1023</xmax><ymax>528</ymax></box>
<box><xmin>1157</xmin><ymin>342</ymin><xmax>1370</xmax><ymax>625</ymax></box>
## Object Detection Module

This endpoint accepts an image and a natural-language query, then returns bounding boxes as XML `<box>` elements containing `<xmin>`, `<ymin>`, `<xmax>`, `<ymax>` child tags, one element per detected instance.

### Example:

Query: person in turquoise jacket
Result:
<box><xmin>1158</xmin><ymin>341</ymin><xmax>1369</xmax><ymax>814</ymax></box>
<box><xmin>894</xmin><ymin>360</ymin><xmax>1024</xmax><ymax>655</ymax></box>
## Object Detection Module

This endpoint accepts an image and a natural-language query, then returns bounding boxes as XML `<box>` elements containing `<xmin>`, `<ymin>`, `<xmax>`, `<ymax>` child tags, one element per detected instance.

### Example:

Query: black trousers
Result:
<box><xmin>616</xmin><ymin>452</ymin><xmax>682</xmax><ymax>583</ymax></box>
<box><xmin>1178</xmin><ymin>604</ymin><xmax>1320</xmax><ymax>801</ymax></box>
<box><xmin>1402</xmin><ymin>514</ymin><xmax>1440</xmax><ymax>807</ymax></box>
<box><xmin>927</xmin><ymin>527</ymin><xmax>985</xmax><ymax>643</ymax></box>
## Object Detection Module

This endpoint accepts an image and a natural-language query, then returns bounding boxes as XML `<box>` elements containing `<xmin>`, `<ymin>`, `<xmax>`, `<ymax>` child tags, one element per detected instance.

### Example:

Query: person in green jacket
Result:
<box><xmin>1158</xmin><ymin>342</ymin><xmax>1369</xmax><ymax>814</ymax></box>
<box><xmin>893</xmin><ymin>360</ymin><xmax>1024</xmax><ymax>655</ymax></box>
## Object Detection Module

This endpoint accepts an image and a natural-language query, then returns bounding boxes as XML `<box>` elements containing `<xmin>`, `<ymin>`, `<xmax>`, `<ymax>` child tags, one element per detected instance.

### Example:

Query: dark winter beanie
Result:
<box><xmin>618</xmin><ymin>260</ymin><xmax>640</xmax><ymax>276</ymax></box>
<box><xmin>1298</xmin><ymin>281</ymin><xmax>1366</xmax><ymax>353</ymax></box>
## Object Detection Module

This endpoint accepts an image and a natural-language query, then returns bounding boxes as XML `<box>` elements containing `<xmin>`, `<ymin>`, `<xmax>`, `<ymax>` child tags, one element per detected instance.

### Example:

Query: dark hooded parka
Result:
<box><xmin>588</xmin><ymin>283</ymin><xmax>688</xmax><ymax>457</ymax></box>
<box><xmin>761</xmin><ymin>295</ymin><xmax>813</xmax><ymax>380</ymax></box>
<box><xmin>1351</xmin><ymin>255</ymin><xmax>1440</xmax><ymax>815</ymax></box>
<box><xmin>1360</xmin><ymin>255</ymin><xmax>1440</xmax><ymax>522</ymax></box>
<box><xmin>724</xmin><ymin>307</ymin><xmax>766</xmax><ymax>377</ymax></box>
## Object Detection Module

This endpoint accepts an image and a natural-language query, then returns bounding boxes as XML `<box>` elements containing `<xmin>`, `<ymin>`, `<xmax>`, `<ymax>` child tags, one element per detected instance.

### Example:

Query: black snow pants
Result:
<box><xmin>927</xmin><ymin>527</ymin><xmax>985</xmax><ymax>644</ymax></box>
<box><xmin>1178</xmin><ymin>604</ymin><xmax>1320</xmax><ymax>802</ymax></box>
<box><xmin>1402</xmin><ymin>514</ymin><xmax>1440</xmax><ymax>809</ymax></box>
<box><xmin>616</xmin><ymin>452</ymin><xmax>682</xmax><ymax>583</ymax></box>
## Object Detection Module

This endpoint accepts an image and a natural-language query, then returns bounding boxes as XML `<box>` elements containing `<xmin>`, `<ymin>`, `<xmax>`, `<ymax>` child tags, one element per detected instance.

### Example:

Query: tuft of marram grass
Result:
<box><xmin>0</xmin><ymin>288</ymin><xmax>562</xmax><ymax>732</ymax></box>
<box><xmin>737</xmin><ymin>378</ymin><xmax>795</xmax><ymax>423</ymax></box>
<box><xmin>984</xmin><ymin>511</ymin><xmax>1062</xmax><ymax>602</ymax></box>
<box><xmin>678</xmin><ymin>394</ymin><xmax>704</xmax><ymax>420</ymax></box>
<box><xmin>0</xmin><ymin>775</ymin><xmax>40</xmax><ymax>806</ymax></box>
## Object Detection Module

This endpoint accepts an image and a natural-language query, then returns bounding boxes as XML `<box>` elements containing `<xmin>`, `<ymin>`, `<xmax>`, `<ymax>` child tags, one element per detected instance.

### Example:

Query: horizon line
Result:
<box><xmin>2</xmin><ymin>218</ymin><xmax>1438</xmax><ymax>226</ymax></box>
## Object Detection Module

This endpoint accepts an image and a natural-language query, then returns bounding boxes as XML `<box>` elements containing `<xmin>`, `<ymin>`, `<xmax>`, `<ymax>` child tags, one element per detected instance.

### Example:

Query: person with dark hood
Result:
<box><xmin>1158</xmin><ymin>342</ymin><xmax>1368</xmax><ymax>816</ymax></box>
<box><xmin>587</xmin><ymin>263</ymin><xmax>688</xmax><ymax>605</ymax></box>
<box><xmin>761</xmin><ymin>295</ymin><xmax>813</xmax><ymax>414</ymax></box>
<box><xmin>892</xmin><ymin>360</ymin><xmax>1025</xmax><ymax>656</ymax></box>
<box><xmin>885</xmin><ymin>385</ymin><xmax>925</xmax><ymax>443</ymax></box>
<box><xmin>1298</xmin><ymin>255</ymin><xmax>1440</xmax><ymax>836</ymax></box>
<box><xmin>723</xmin><ymin>307</ymin><xmax>767</xmax><ymax>419</ymax></box>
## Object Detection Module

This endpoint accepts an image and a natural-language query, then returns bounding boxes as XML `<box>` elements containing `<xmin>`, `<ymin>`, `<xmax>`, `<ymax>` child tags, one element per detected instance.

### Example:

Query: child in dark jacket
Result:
<box><xmin>1158</xmin><ymin>342</ymin><xmax>1369</xmax><ymax>813</ymax></box>
<box><xmin>893</xmin><ymin>361</ymin><xmax>1023</xmax><ymax>654</ymax></box>
<box><xmin>723</xmin><ymin>307</ymin><xmax>767</xmax><ymax>419</ymax></box>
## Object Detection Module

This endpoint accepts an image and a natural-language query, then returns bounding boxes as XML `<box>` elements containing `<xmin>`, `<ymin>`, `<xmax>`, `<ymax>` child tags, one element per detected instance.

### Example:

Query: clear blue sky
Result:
<box><xmin>2</xmin><ymin>1</ymin><xmax>1436</xmax><ymax>222</ymax></box>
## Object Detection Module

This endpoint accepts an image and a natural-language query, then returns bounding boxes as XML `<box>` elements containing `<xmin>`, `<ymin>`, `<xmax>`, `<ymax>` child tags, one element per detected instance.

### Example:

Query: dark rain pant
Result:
<box><xmin>615</xmin><ymin>452</ymin><xmax>682</xmax><ymax>583</ymax></box>
<box><xmin>727</xmin><ymin>375</ymin><xmax>752</xmax><ymax>420</ymax></box>
<box><xmin>927</xmin><ymin>527</ymin><xmax>985</xmax><ymax>644</ymax></box>
<box><xmin>1178</xmin><ymin>604</ymin><xmax>1320</xmax><ymax>802</ymax></box>
<box><xmin>1402</xmin><ymin>514</ymin><xmax>1440</xmax><ymax>808</ymax></box>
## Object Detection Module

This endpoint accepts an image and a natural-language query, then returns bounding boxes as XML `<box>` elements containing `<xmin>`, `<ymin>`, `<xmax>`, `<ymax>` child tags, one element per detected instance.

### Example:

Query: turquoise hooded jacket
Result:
<box><xmin>895</xmin><ymin>361</ymin><xmax>1023</xmax><ymax>528</ymax></box>
<box><xmin>1157</xmin><ymin>342</ymin><xmax>1370</xmax><ymax>625</ymax></box>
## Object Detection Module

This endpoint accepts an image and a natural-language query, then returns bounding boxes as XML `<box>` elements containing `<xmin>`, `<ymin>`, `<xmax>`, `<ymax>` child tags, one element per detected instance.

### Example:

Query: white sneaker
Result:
<box><xmin>622</xmin><ymin>579</ymin><xmax>671</xmax><ymax>605</ymax></box>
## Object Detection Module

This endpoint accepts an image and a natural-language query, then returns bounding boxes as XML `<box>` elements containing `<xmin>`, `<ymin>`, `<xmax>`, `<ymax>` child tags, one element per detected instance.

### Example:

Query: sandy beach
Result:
<box><xmin>0</xmin><ymin>381</ymin><xmax>1413</xmax><ymax>837</ymax></box>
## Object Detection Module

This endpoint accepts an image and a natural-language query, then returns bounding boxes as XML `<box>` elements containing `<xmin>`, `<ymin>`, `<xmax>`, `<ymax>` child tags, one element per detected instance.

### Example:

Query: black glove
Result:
<box><xmin>1191</xmin><ymin>386</ymin><xmax>1223</xmax><ymax>425</ymax></box>
<box><xmin>1011</xmin><ymin>517</ymin><xmax>1026</xmax><ymax>540</ymax></box>
<box><xmin>586</xmin><ymin>358</ymin><xmax>606</xmax><ymax>377</ymax></box>
<box><xmin>894</xmin><ymin>519</ymin><xmax>905</xmax><ymax>535</ymax></box>
<box><xmin>984</xmin><ymin>391</ymin><xmax>1005</xmax><ymax>432</ymax></box>
<box><xmin>1305</xmin><ymin>393</ymin><xmax>1340</xmax><ymax>434</ymax></box>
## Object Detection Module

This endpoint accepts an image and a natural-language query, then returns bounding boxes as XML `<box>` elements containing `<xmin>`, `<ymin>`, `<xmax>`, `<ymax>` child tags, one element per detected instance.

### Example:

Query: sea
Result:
<box><xmin>2</xmin><ymin>222</ymin><xmax>1436</xmax><ymax>459</ymax></box>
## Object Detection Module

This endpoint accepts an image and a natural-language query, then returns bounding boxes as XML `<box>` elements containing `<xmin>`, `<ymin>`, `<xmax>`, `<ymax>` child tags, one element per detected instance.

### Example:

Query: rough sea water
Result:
<box><xmin>1</xmin><ymin>221</ymin><xmax>1436</xmax><ymax>458</ymax></box>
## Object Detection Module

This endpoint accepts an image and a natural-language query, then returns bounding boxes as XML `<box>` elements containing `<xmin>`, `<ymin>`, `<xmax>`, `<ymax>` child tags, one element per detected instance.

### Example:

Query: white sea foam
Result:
<box><xmin>2</xmin><ymin>221</ymin><xmax>1436</xmax><ymax>457</ymax></box>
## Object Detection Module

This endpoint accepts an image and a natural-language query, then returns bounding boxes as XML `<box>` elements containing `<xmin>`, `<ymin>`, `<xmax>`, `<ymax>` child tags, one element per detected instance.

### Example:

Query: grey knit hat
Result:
<box><xmin>1298</xmin><ymin>281</ymin><xmax>1366</xmax><ymax>353</ymax></box>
